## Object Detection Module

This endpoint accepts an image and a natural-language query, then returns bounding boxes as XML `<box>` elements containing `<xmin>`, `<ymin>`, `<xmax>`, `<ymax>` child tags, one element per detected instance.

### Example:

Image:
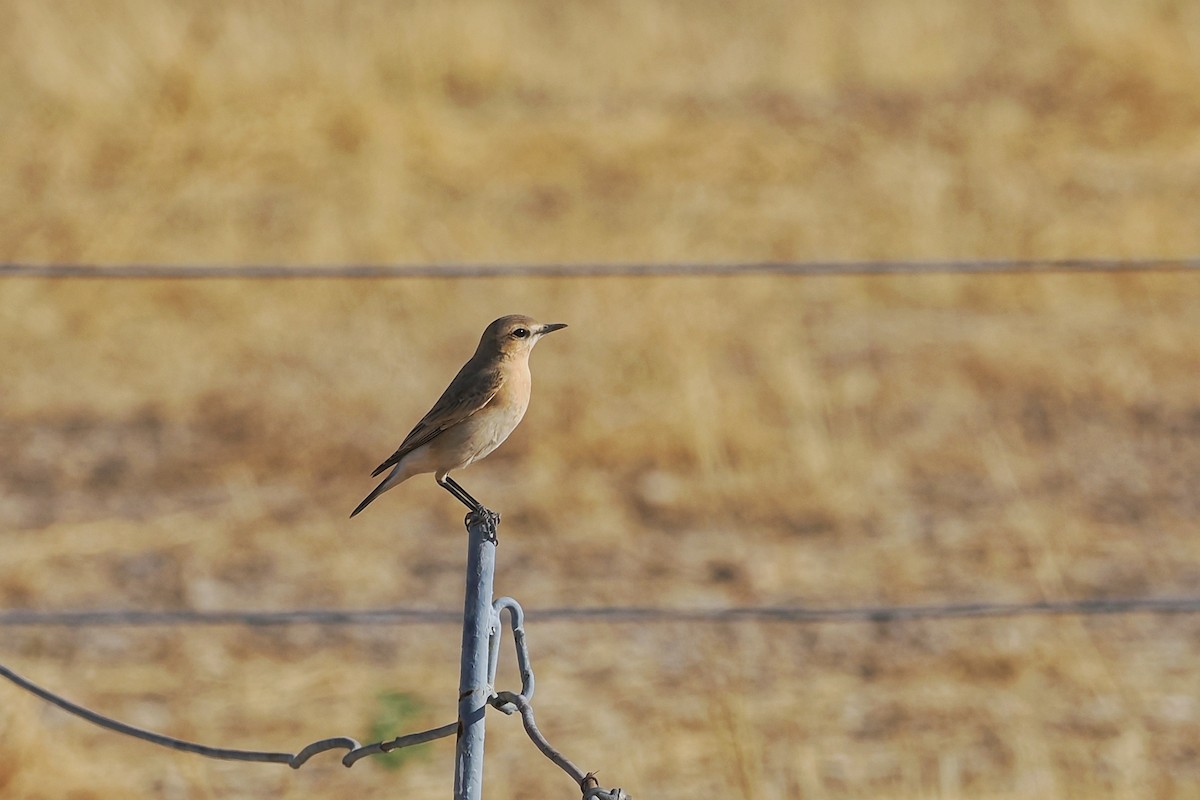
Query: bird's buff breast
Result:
<box><xmin>452</xmin><ymin>393</ymin><xmax>528</xmax><ymax>468</ymax></box>
<box><xmin>441</xmin><ymin>367</ymin><xmax>531</xmax><ymax>470</ymax></box>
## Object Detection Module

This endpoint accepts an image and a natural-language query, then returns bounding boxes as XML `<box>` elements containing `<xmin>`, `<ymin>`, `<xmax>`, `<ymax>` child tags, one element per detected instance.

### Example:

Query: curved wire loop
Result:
<box><xmin>488</xmin><ymin>596</ymin><xmax>535</xmax><ymax>713</ymax></box>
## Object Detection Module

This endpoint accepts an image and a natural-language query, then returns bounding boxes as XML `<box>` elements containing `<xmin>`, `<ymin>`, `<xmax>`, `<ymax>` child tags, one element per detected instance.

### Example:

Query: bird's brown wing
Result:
<box><xmin>370</xmin><ymin>362</ymin><xmax>503</xmax><ymax>477</ymax></box>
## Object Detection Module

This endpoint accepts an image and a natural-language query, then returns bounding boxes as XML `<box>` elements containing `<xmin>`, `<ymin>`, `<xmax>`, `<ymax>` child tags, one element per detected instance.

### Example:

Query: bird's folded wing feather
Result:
<box><xmin>370</xmin><ymin>364</ymin><xmax>503</xmax><ymax>476</ymax></box>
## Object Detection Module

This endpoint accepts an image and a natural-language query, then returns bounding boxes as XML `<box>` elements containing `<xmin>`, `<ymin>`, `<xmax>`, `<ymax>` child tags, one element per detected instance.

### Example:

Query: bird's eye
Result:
<box><xmin>512</xmin><ymin>328</ymin><xmax>530</xmax><ymax>338</ymax></box>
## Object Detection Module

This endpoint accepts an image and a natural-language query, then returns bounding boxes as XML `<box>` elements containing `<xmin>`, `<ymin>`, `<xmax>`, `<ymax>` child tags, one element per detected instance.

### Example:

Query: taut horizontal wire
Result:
<box><xmin>2</xmin><ymin>597</ymin><xmax>1199</xmax><ymax>628</ymax></box>
<box><xmin>2</xmin><ymin>258</ymin><xmax>1200</xmax><ymax>279</ymax></box>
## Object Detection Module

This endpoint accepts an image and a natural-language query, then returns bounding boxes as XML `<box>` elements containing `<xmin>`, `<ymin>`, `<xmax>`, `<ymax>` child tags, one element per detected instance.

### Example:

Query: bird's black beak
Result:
<box><xmin>539</xmin><ymin>323</ymin><xmax>568</xmax><ymax>335</ymax></box>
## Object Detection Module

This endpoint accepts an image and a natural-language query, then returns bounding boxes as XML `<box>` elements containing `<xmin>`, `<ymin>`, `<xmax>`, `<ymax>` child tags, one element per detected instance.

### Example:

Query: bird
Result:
<box><xmin>351</xmin><ymin>314</ymin><xmax>567</xmax><ymax>518</ymax></box>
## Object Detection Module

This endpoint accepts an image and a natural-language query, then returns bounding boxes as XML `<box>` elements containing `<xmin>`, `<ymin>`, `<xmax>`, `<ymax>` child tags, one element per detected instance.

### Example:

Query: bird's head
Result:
<box><xmin>478</xmin><ymin>315</ymin><xmax>568</xmax><ymax>359</ymax></box>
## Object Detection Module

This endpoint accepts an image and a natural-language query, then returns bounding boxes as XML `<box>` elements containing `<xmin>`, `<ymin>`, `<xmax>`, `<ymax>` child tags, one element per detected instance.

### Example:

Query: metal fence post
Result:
<box><xmin>454</xmin><ymin>509</ymin><xmax>499</xmax><ymax>800</ymax></box>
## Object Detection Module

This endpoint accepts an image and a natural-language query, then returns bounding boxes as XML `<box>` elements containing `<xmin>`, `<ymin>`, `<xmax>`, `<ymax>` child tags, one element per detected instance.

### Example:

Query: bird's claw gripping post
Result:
<box><xmin>440</xmin><ymin>476</ymin><xmax>499</xmax><ymax>541</ymax></box>
<box><xmin>467</xmin><ymin>509</ymin><xmax>501</xmax><ymax>544</ymax></box>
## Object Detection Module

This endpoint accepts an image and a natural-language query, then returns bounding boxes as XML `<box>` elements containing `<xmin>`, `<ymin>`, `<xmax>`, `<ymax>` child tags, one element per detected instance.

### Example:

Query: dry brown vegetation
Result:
<box><xmin>3</xmin><ymin>2</ymin><xmax>1200</xmax><ymax>798</ymax></box>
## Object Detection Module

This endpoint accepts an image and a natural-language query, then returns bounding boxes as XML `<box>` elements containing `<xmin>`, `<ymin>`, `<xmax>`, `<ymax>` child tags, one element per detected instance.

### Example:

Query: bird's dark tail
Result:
<box><xmin>350</xmin><ymin>476</ymin><xmax>390</xmax><ymax>518</ymax></box>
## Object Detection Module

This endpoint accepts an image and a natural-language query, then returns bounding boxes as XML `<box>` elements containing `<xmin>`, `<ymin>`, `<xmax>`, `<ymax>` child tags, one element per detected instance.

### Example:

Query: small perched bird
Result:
<box><xmin>351</xmin><ymin>315</ymin><xmax>567</xmax><ymax>517</ymax></box>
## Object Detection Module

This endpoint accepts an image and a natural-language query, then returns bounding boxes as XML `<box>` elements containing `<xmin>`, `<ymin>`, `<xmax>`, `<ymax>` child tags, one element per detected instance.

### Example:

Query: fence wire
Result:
<box><xmin>2</xmin><ymin>257</ymin><xmax>1200</xmax><ymax>279</ymax></box>
<box><xmin>3</xmin><ymin>597</ymin><xmax>1199</xmax><ymax>628</ymax></box>
<box><xmin>0</xmin><ymin>562</ymin><xmax>632</xmax><ymax>798</ymax></box>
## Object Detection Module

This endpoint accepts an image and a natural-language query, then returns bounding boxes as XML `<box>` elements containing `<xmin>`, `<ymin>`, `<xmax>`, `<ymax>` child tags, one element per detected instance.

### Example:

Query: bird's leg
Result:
<box><xmin>438</xmin><ymin>476</ymin><xmax>500</xmax><ymax>542</ymax></box>
<box><xmin>438</xmin><ymin>475</ymin><xmax>482</xmax><ymax>512</ymax></box>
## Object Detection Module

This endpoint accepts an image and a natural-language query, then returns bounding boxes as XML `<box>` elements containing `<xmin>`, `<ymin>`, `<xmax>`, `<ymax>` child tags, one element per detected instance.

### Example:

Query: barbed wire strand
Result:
<box><xmin>343</xmin><ymin>723</ymin><xmax>459</xmax><ymax>767</ymax></box>
<box><xmin>0</xmin><ymin>662</ymin><xmax>458</xmax><ymax>768</ymax></box>
<box><xmin>1</xmin><ymin>596</ymin><xmax>628</xmax><ymax>792</ymax></box>
<box><xmin>492</xmin><ymin>691</ymin><xmax>628</xmax><ymax>800</ymax></box>
<box><xmin>2</xmin><ymin>257</ymin><xmax>1200</xmax><ymax>279</ymax></box>
<box><xmin>2</xmin><ymin>597</ymin><xmax>1198</xmax><ymax>629</ymax></box>
<box><xmin>484</xmin><ymin>597</ymin><xmax>629</xmax><ymax>799</ymax></box>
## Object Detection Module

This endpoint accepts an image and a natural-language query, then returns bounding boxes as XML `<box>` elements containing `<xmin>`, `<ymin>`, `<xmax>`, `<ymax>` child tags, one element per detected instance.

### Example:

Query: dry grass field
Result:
<box><xmin>3</xmin><ymin>2</ymin><xmax>1200</xmax><ymax>798</ymax></box>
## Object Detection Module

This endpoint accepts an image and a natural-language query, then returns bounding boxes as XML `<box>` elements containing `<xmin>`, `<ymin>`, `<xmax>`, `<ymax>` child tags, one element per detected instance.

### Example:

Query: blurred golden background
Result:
<box><xmin>2</xmin><ymin>2</ymin><xmax>1200</xmax><ymax>798</ymax></box>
